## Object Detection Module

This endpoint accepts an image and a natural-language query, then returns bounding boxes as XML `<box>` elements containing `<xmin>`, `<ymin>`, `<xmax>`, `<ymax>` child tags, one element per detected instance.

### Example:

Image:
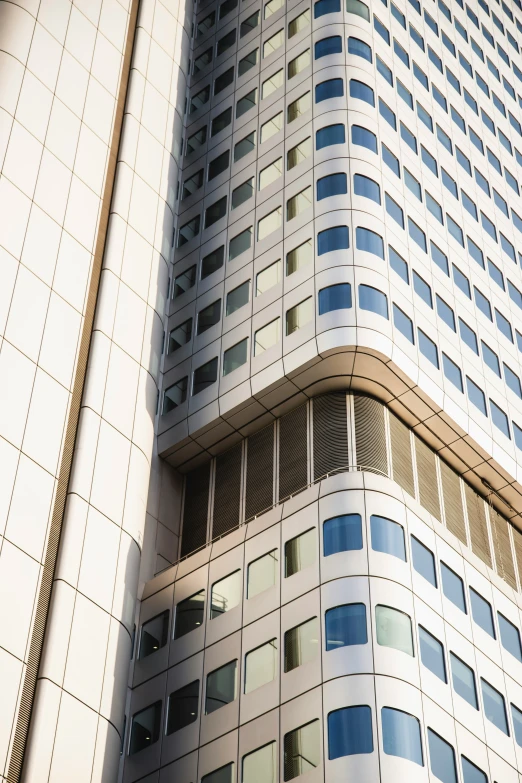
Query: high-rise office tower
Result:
<box><xmin>5</xmin><ymin>0</ymin><xmax>522</xmax><ymax>781</ymax></box>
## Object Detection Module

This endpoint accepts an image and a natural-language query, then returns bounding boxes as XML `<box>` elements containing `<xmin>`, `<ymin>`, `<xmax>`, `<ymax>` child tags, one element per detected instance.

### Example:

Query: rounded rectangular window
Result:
<box><xmin>349</xmin><ymin>79</ymin><xmax>374</xmax><ymax>105</ymax></box>
<box><xmin>315</xmin><ymin>78</ymin><xmax>344</xmax><ymax>102</ymax></box>
<box><xmin>381</xmin><ymin>707</ymin><xmax>423</xmax><ymax>765</ymax></box>
<box><xmin>232</xmin><ymin>179</ymin><xmax>254</xmax><ymax>210</ymax></box>
<box><xmin>229</xmin><ymin>227</ymin><xmax>252</xmax><ymax>260</ymax></box>
<box><xmin>481</xmin><ymin>678</ymin><xmax>509</xmax><ymax>734</ymax></box>
<box><xmin>247</xmin><ymin>550</ymin><xmax>278</xmax><ymax>598</ymax></box>
<box><xmin>206</xmin><ymin>660</ymin><xmax>237</xmax><ymax>714</ymax></box>
<box><xmin>315</xmin><ymin>36</ymin><xmax>342</xmax><ymax>58</ymax></box>
<box><xmin>211</xmin><ymin>571</ymin><xmax>241</xmax><ymax>618</ymax></box>
<box><xmin>202</xmin><ymin>246</ymin><xmax>224</xmax><ymax>279</ymax></box>
<box><xmin>287</xmin><ymin>239</ymin><xmax>312</xmax><ymax>274</ymax></box>
<box><xmin>498</xmin><ymin>613</ymin><xmax>522</xmax><ymax>662</ymax></box>
<box><xmin>243</xmin><ymin>743</ymin><xmax>277</xmax><ymax>783</ymax></box>
<box><xmin>167</xmin><ymin>680</ymin><xmax>199</xmax><ymax>734</ymax></box>
<box><xmin>323</xmin><ymin>513</ymin><xmax>362</xmax><ymax>554</ymax></box>
<box><xmin>355</xmin><ymin>227</ymin><xmax>383</xmax><ymax>258</ymax></box>
<box><xmin>325</xmin><ymin>603</ymin><xmax>367</xmax><ymax>650</ymax></box>
<box><xmin>284</xmin><ymin>617</ymin><xmax>319</xmax><ymax>671</ymax></box>
<box><xmin>351</xmin><ymin>125</ymin><xmax>377</xmax><ymax>152</ymax></box>
<box><xmin>284</xmin><ymin>721</ymin><xmax>320</xmax><ymax>780</ymax></box>
<box><xmin>223</xmin><ymin>339</ymin><xmax>248</xmax><ymax>376</ymax></box>
<box><xmin>226</xmin><ymin>280</ymin><xmax>250</xmax><ymax>316</ymax></box>
<box><xmin>370</xmin><ymin>515</ymin><xmax>405</xmax><ymax>559</ymax></box>
<box><xmin>314</xmin><ymin>0</ymin><xmax>340</xmax><ymax>16</ymax></box>
<box><xmin>257</xmin><ymin>260</ymin><xmax>281</xmax><ymax>296</ymax></box>
<box><xmin>318</xmin><ymin>283</ymin><xmax>352</xmax><ymax>315</ymax></box>
<box><xmin>317</xmin><ymin>172</ymin><xmax>347</xmax><ymax>200</ymax></box>
<box><xmin>375</xmin><ymin>605</ymin><xmax>413</xmax><ymax>655</ymax></box>
<box><xmin>354</xmin><ymin>173</ymin><xmax>380</xmax><ymax>204</ymax></box>
<box><xmin>348</xmin><ymin>36</ymin><xmax>372</xmax><ymax>61</ymax></box>
<box><xmin>359</xmin><ymin>285</ymin><xmax>389</xmax><ymax>319</ymax></box>
<box><xmin>244</xmin><ymin>640</ymin><xmax>278</xmax><ymax>692</ymax></box>
<box><xmin>260</xmin><ymin>158</ymin><xmax>283</xmax><ymax>189</ymax></box>
<box><xmin>461</xmin><ymin>757</ymin><xmax>487</xmax><ymax>783</ymax></box>
<box><xmin>258</xmin><ymin>207</ymin><xmax>282</xmax><ymax>240</ymax></box>
<box><xmin>469</xmin><ymin>588</ymin><xmax>495</xmax><ymax>638</ymax></box>
<box><xmin>285</xmin><ymin>528</ymin><xmax>316</xmax><ymax>576</ymax></box>
<box><xmin>428</xmin><ymin>729</ymin><xmax>456</xmax><ymax>783</ymax></box>
<box><xmin>411</xmin><ymin>536</ymin><xmax>437</xmax><ymax>586</ymax></box>
<box><xmin>328</xmin><ymin>706</ymin><xmax>373</xmax><ymax>758</ymax></box>
<box><xmin>347</xmin><ymin>0</ymin><xmax>369</xmax><ymax>18</ymax></box>
<box><xmin>286</xmin><ymin>297</ymin><xmax>313</xmax><ymax>335</ymax></box>
<box><xmin>419</xmin><ymin>626</ymin><xmax>446</xmax><ymax>681</ymax></box>
<box><xmin>441</xmin><ymin>563</ymin><xmax>466</xmax><ymax>612</ymax></box>
<box><xmin>202</xmin><ymin>763</ymin><xmax>234</xmax><ymax>783</ymax></box>
<box><xmin>139</xmin><ymin>611</ymin><xmax>169</xmax><ymax>659</ymax></box>
<box><xmin>287</xmin><ymin>187</ymin><xmax>312</xmax><ymax>220</ymax></box>
<box><xmin>317</xmin><ymin>226</ymin><xmax>349</xmax><ymax>256</ymax></box>
<box><xmin>287</xmin><ymin>138</ymin><xmax>312</xmax><ymax>170</ymax></box>
<box><xmin>174</xmin><ymin>590</ymin><xmax>205</xmax><ymax>639</ymax></box>
<box><xmin>129</xmin><ymin>702</ymin><xmax>162</xmax><ymax>755</ymax></box>
<box><xmin>193</xmin><ymin>357</ymin><xmax>218</xmax><ymax>395</ymax></box>
<box><xmin>254</xmin><ymin>318</ymin><xmax>280</xmax><ymax>355</ymax></box>
<box><xmin>450</xmin><ymin>653</ymin><xmax>478</xmax><ymax>709</ymax></box>
<box><xmin>316</xmin><ymin>123</ymin><xmax>346</xmax><ymax>149</ymax></box>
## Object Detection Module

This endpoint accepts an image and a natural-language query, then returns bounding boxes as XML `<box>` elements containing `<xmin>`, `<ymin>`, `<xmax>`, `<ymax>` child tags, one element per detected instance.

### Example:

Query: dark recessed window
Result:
<box><xmin>226</xmin><ymin>280</ymin><xmax>250</xmax><ymax>315</ymax></box>
<box><xmin>211</xmin><ymin>107</ymin><xmax>232</xmax><ymax>136</ymax></box>
<box><xmin>208</xmin><ymin>150</ymin><xmax>230</xmax><ymax>180</ymax></box>
<box><xmin>234</xmin><ymin>131</ymin><xmax>256</xmax><ymax>161</ymax></box>
<box><xmin>182</xmin><ymin>169</ymin><xmax>204</xmax><ymax>199</ymax></box>
<box><xmin>316</xmin><ymin>123</ymin><xmax>345</xmax><ymax>150</ymax></box>
<box><xmin>204</xmin><ymin>197</ymin><xmax>227</xmax><ymax>228</ymax></box>
<box><xmin>206</xmin><ymin>660</ymin><xmax>237</xmax><ymax>713</ymax></box>
<box><xmin>174</xmin><ymin>590</ymin><xmax>205</xmax><ymax>638</ymax></box>
<box><xmin>202</xmin><ymin>764</ymin><xmax>234</xmax><ymax>783</ymax></box>
<box><xmin>173</xmin><ymin>265</ymin><xmax>196</xmax><ymax>298</ymax></box>
<box><xmin>139</xmin><ymin>611</ymin><xmax>169</xmax><ymax>659</ymax></box>
<box><xmin>236</xmin><ymin>88</ymin><xmax>257</xmax><ymax>117</ymax></box>
<box><xmin>186</xmin><ymin>126</ymin><xmax>207</xmax><ymax>155</ymax></box>
<box><xmin>163</xmin><ymin>377</ymin><xmax>188</xmax><ymax>414</ymax></box>
<box><xmin>168</xmin><ymin>318</ymin><xmax>193</xmax><ymax>353</ymax></box>
<box><xmin>198</xmin><ymin>300</ymin><xmax>222</xmax><ymax>333</ymax></box>
<box><xmin>178</xmin><ymin>215</ymin><xmax>200</xmax><ymax>246</ymax></box>
<box><xmin>240</xmin><ymin>10</ymin><xmax>260</xmax><ymax>36</ymax></box>
<box><xmin>285</xmin><ymin>529</ymin><xmax>316</xmax><ymax>577</ymax></box>
<box><xmin>317</xmin><ymin>226</ymin><xmax>349</xmax><ymax>256</ymax></box>
<box><xmin>193</xmin><ymin>47</ymin><xmax>213</xmax><ymax>74</ymax></box>
<box><xmin>166</xmin><ymin>680</ymin><xmax>199</xmax><ymax>734</ymax></box>
<box><xmin>201</xmin><ymin>246</ymin><xmax>225</xmax><ymax>279</ymax></box>
<box><xmin>238</xmin><ymin>47</ymin><xmax>258</xmax><ymax>75</ymax></box>
<box><xmin>217</xmin><ymin>28</ymin><xmax>237</xmax><ymax>56</ymax></box>
<box><xmin>323</xmin><ymin>514</ymin><xmax>362</xmax><ymax>555</ymax></box>
<box><xmin>190</xmin><ymin>85</ymin><xmax>210</xmax><ymax>113</ymax></box>
<box><xmin>214</xmin><ymin>67</ymin><xmax>234</xmax><ymax>94</ymax></box>
<box><xmin>315</xmin><ymin>78</ymin><xmax>344</xmax><ymax>102</ymax></box>
<box><xmin>129</xmin><ymin>702</ymin><xmax>162</xmax><ymax>755</ymax></box>
<box><xmin>193</xmin><ymin>358</ymin><xmax>218</xmax><ymax>394</ymax></box>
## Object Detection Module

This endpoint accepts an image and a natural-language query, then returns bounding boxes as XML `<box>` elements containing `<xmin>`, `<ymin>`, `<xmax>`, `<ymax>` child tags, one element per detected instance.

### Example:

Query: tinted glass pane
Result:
<box><xmin>206</xmin><ymin>660</ymin><xmax>237</xmax><ymax>714</ymax></box>
<box><xmin>284</xmin><ymin>721</ymin><xmax>320</xmax><ymax>781</ymax></box>
<box><xmin>318</xmin><ymin>226</ymin><xmax>349</xmax><ymax>255</ymax></box>
<box><xmin>139</xmin><ymin>611</ymin><xmax>169</xmax><ymax>658</ymax></box>
<box><xmin>381</xmin><ymin>708</ymin><xmax>423</xmax><ymax>765</ymax></box>
<box><xmin>325</xmin><ymin>604</ymin><xmax>367</xmax><ymax>650</ymax></box>
<box><xmin>129</xmin><ymin>702</ymin><xmax>162</xmax><ymax>754</ymax></box>
<box><xmin>359</xmin><ymin>285</ymin><xmax>388</xmax><ymax>318</ymax></box>
<box><xmin>211</xmin><ymin>572</ymin><xmax>241</xmax><ymax>618</ymax></box>
<box><xmin>511</xmin><ymin>703</ymin><xmax>522</xmax><ymax>746</ymax></box>
<box><xmin>316</xmin><ymin>79</ymin><xmax>344</xmax><ymax>101</ymax></box>
<box><xmin>370</xmin><ymin>515</ymin><xmax>406</xmax><ymax>560</ymax></box>
<box><xmin>202</xmin><ymin>764</ymin><xmax>234</xmax><ymax>783</ymax></box>
<box><xmin>245</xmin><ymin>640</ymin><xmax>278</xmax><ymax>693</ymax></box>
<box><xmin>461</xmin><ymin>757</ymin><xmax>487</xmax><ymax>783</ymax></box>
<box><xmin>175</xmin><ymin>590</ymin><xmax>205</xmax><ymax>638</ymax></box>
<box><xmin>318</xmin><ymin>283</ymin><xmax>352</xmax><ymax>314</ymax></box>
<box><xmin>356</xmin><ymin>228</ymin><xmax>384</xmax><ymax>258</ymax></box>
<box><xmin>470</xmin><ymin>588</ymin><xmax>495</xmax><ymax>638</ymax></box>
<box><xmin>247</xmin><ymin>550</ymin><xmax>278</xmax><ymax>598</ymax></box>
<box><xmin>376</xmin><ymin>605</ymin><xmax>413</xmax><ymax>655</ymax></box>
<box><xmin>167</xmin><ymin>680</ymin><xmax>199</xmax><ymax>734</ymax></box>
<box><xmin>285</xmin><ymin>529</ymin><xmax>316</xmax><ymax>576</ymax></box>
<box><xmin>316</xmin><ymin>124</ymin><xmax>346</xmax><ymax>149</ymax></box>
<box><xmin>441</xmin><ymin>563</ymin><xmax>466</xmax><ymax>612</ymax></box>
<box><xmin>419</xmin><ymin>626</ymin><xmax>446</xmax><ymax>681</ymax></box>
<box><xmin>481</xmin><ymin>679</ymin><xmax>509</xmax><ymax>734</ymax></box>
<box><xmin>411</xmin><ymin>537</ymin><xmax>437</xmax><ymax>586</ymax></box>
<box><xmin>328</xmin><ymin>706</ymin><xmax>373</xmax><ymax>758</ymax></box>
<box><xmin>498</xmin><ymin>613</ymin><xmax>522</xmax><ymax>661</ymax></box>
<box><xmin>428</xmin><ymin>729</ymin><xmax>457</xmax><ymax>783</ymax></box>
<box><xmin>323</xmin><ymin>514</ymin><xmax>362</xmax><ymax>554</ymax></box>
<box><xmin>450</xmin><ymin>653</ymin><xmax>478</xmax><ymax>708</ymax></box>
<box><xmin>284</xmin><ymin>617</ymin><xmax>319</xmax><ymax>671</ymax></box>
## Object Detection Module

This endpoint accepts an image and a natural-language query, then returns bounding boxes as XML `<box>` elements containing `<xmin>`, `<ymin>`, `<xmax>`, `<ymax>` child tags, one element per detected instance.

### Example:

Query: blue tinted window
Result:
<box><xmin>359</xmin><ymin>285</ymin><xmax>388</xmax><ymax>318</ymax></box>
<box><xmin>401</xmin><ymin>122</ymin><xmax>418</xmax><ymax>153</ymax></box>
<box><xmin>433</xmin><ymin>84</ymin><xmax>448</xmax><ymax>112</ymax></box>
<box><xmin>420</xmin><ymin>628</ymin><xmax>446</xmax><ymax>682</ymax></box>
<box><xmin>316</xmin><ymin>124</ymin><xmax>345</xmax><ymax>149</ymax></box>
<box><xmin>451</xmin><ymin>653</ymin><xmax>478</xmax><ymax>708</ymax></box>
<box><xmin>315</xmin><ymin>35</ymin><xmax>342</xmax><ymax>58</ymax></box>
<box><xmin>466</xmin><ymin>377</ymin><xmax>487</xmax><ymax>415</ymax></box>
<box><xmin>410</xmin><ymin>24</ymin><xmax>425</xmax><ymax>49</ymax></box>
<box><xmin>370</xmin><ymin>515</ymin><xmax>406</xmax><ymax>560</ymax></box>
<box><xmin>511</xmin><ymin>704</ymin><xmax>522</xmax><ymax>746</ymax></box>
<box><xmin>318</xmin><ymin>283</ymin><xmax>352</xmax><ymax>314</ymax></box>
<box><xmin>408</xmin><ymin>218</ymin><xmax>426</xmax><ymax>251</ymax></box>
<box><xmin>382</xmin><ymin>708</ymin><xmax>423</xmax><ymax>765</ymax></box>
<box><xmin>487</xmin><ymin>259</ymin><xmax>504</xmax><ymax>289</ymax></box>
<box><xmin>354</xmin><ymin>174</ymin><xmax>380</xmax><ymax>203</ymax></box>
<box><xmin>328</xmin><ymin>706</ymin><xmax>373</xmax><ymax>758</ymax></box>
<box><xmin>496</xmin><ymin>309</ymin><xmax>513</xmax><ymax>342</ymax></box>
<box><xmin>348</xmin><ymin>36</ymin><xmax>372</xmax><ymax>61</ymax></box>
<box><xmin>481</xmin><ymin>211</ymin><xmax>497</xmax><ymax>242</ymax></box>
<box><xmin>441</xmin><ymin>563</ymin><xmax>466</xmax><ymax>612</ymax></box>
<box><xmin>405</xmin><ymin>169</ymin><xmax>421</xmax><ymax>200</ymax></box>
<box><xmin>414</xmin><ymin>60</ymin><xmax>428</xmax><ymax>86</ymax></box>
<box><xmin>374</xmin><ymin>16</ymin><xmax>390</xmax><ymax>43</ymax></box>
<box><xmin>421</xmin><ymin>146</ymin><xmax>437</xmax><ymax>175</ymax></box>
<box><xmin>474</xmin><ymin>287</ymin><xmax>492</xmax><ymax>320</ymax></box>
<box><xmin>314</xmin><ymin>0</ymin><xmax>340</xmax><ymax>16</ymax></box>
<box><xmin>318</xmin><ymin>226</ymin><xmax>349</xmax><ymax>255</ymax></box>
<box><xmin>390</xmin><ymin>247</ymin><xmax>409</xmax><ymax>282</ymax></box>
<box><xmin>447</xmin><ymin>215</ymin><xmax>464</xmax><ymax>246</ymax></box>
<box><xmin>413</xmin><ymin>271</ymin><xmax>432</xmax><ymax>307</ymax></box>
<box><xmin>393</xmin><ymin>304</ymin><xmax>414</xmax><ymax>343</ymax></box>
<box><xmin>443</xmin><ymin>353</ymin><xmax>463</xmax><ymax>392</ymax></box>
<box><xmin>468</xmin><ymin>237</ymin><xmax>484</xmax><ymax>268</ymax></box>
<box><xmin>459</xmin><ymin>52</ymin><xmax>472</xmax><ymax>75</ymax></box>
<box><xmin>461</xmin><ymin>191</ymin><xmax>477</xmax><ymax>221</ymax></box>
<box><xmin>397</xmin><ymin>80</ymin><xmax>413</xmax><ymax>108</ymax></box>
<box><xmin>411</xmin><ymin>537</ymin><xmax>437</xmax><ymax>586</ymax></box>
<box><xmin>379</xmin><ymin>98</ymin><xmax>396</xmax><ymax>127</ymax></box>
<box><xmin>461</xmin><ymin>757</ymin><xmax>487</xmax><ymax>783</ymax></box>
<box><xmin>481</xmin><ymin>679</ymin><xmax>509</xmax><ymax>734</ymax></box>
<box><xmin>392</xmin><ymin>2</ymin><xmax>406</xmax><ymax>26</ymax></box>
<box><xmin>356</xmin><ymin>227</ymin><xmax>384</xmax><ymax>258</ymax></box>
<box><xmin>428</xmin><ymin>730</ymin><xmax>456</xmax><ymax>783</ymax></box>
<box><xmin>436</xmin><ymin>296</ymin><xmax>455</xmax><ymax>331</ymax></box>
<box><xmin>431</xmin><ymin>242</ymin><xmax>449</xmax><ymax>275</ymax></box>
<box><xmin>418</xmin><ymin>329</ymin><xmax>439</xmax><ymax>367</ymax></box>
<box><xmin>498</xmin><ymin>613</ymin><xmax>522</xmax><ymax>662</ymax></box>
<box><xmin>504</xmin><ymin>364</ymin><xmax>522</xmax><ymax>398</ymax></box>
<box><xmin>470</xmin><ymin>588</ymin><xmax>495</xmax><ymax>637</ymax></box>
<box><xmin>323</xmin><ymin>514</ymin><xmax>362</xmax><ymax>555</ymax></box>
<box><xmin>417</xmin><ymin>102</ymin><xmax>433</xmax><ymax>131</ymax></box>
<box><xmin>482</xmin><ymin>342</ymin><xmax>500</xmax><ymax>375</ymax></box>
<box><xmin>317</xmin><ymin>173</ymin><xmax>347</xmax><ymax>200</ymax></box>
<box><xmin>351</xmin><ymin>125</ymin><xmax>377</xmax><ymax>152</ymax></box>
<box><xmin>316</xmin><ymin>78</ymin><xmax>343</xmax><ymax>102</ymax></box>
<box><xmin>456</xmin><ymin>147</ymin><xmax>471</xmax><ymax>174</ymax></box>
<box><xmin>394</xmin><ymin>39</ymin><xmax>410</xmax><ymax>66</ymax></box>
<box><xmin>382</xmin><ymin>144</ymin><xmax>400</xmax><ymax>176</ymax></box>
<box><xmin>442</xmin><ymin>169</ymin><xmax>457</xmax><ymax>197</ymax></box>
<box><xmin>474</xmin><ymin>168</ymin><xmax>490</xmax><ymax>196</ymax></box>
<box><xmin>459</xmin><ymin>319</ymin><xmax>478</xmax><ymax>354</ymax></box>
<box><xmin>350</xmin><ymin>79</ymin><xmax>374</xmax><ymax>105</ymax></box>
<box><xmin>490</xmin><ymin>400</ymin><xmax>510</xmax><ymax>438</ymax></box>
<box><xmin>325</xmin><ymin>604</ymin><xmax>367</xmax><ymax>650</ymax></box>
<box><xmin>377</xmin><ymin>55</ymin><xmax>393</xmax><ymax>84</ymax></box>
<box><xmin>386</xmin><ymin>194</ymin><xmax>404</xmax><ymax>227</ymax></box>
<box><xmin>428</xmin><ymin>46</ymin><xmax>443</xmax><ymax>71</ymax></box>
<box><xmin>469</xmin><ymin>128</ymin><xmax>484</xmax><ymax>153</ymax></box>
<box><xmin>453</xmin><ymin>266</ymin><xmax>470</xmax><ymax>297</ymax></box>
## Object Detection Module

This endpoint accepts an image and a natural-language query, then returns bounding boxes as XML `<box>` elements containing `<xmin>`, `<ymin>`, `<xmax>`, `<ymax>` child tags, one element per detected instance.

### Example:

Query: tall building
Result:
<box><xmin>5</xmin><ymin>0</ymin><xmax>522</xmax><ymax>780</ymax></box>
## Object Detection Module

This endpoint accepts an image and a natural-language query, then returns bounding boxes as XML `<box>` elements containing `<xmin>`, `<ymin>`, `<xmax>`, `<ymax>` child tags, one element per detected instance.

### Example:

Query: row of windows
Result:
<box><xmin>139</xmin><ymin>513</ymin><xmax>522</xmax><ymax>665</ymax></box>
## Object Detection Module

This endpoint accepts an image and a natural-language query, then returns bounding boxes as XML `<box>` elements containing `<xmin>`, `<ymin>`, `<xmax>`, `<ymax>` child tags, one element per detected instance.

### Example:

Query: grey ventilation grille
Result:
<box><xmin>313</xmin><ymin>393</ymin><xmax>348</xmax><ymax>480</ymax></box>
<box><xmin>415</xmin><ymin>436</ymin><xmax>441</xmax><ymax>521</ymax></box>
<box><xmin>279</xmin><ymin>404</ymin><xmax>308</xmax><ymax>501</ymax></box>
<box><xmin>440</xmin><ymin>460</ymin><xmax>467</xmax><ymax>545</ymax></box>
<box><xmin>353</xmin><ymin>395</ymin><xmax>388</xmax><ymax>476</ymax></box>
<box><xmin>489</xmin><ymin>507</ymin><xmax>517</xmax><ymax>589</ymax></box>
<box><xmin>465</xmin><ymin>483</ymin><xmax>492</xmax><ymax>569</ymax></box>
<box><xmin>389</xmin><ymin>412</ymin><xmax>415</xmax><ymax>496</ymax></box>
<box><xmin>212</xmin><ymin>443</ymin><xmax>242</xmax><ymax>539</ymax></box>
<box><xmin>181</xmin><ymin>463</ymin><xmax>210</xmax><ymax>557</ymax></box>
<box><xmin>245</xmin><ymin>424</ymin><xmax>274</xmax><ymax>520</ymax></box>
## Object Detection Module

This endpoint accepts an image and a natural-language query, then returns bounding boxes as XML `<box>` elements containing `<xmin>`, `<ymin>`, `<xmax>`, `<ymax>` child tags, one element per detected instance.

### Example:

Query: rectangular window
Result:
<box><xmin>459</xmin><ymin>319</ymin><xmax>478</xmax><ymax>354</ymax></box>
<box><xmin>167</xmin><ymin>680</ymin><xmax>199</xmax><ymax>734</ymax></box>
<box><xmin>481</xmin><ymin>679</ymin><xmax>509</xmax><ymax>734</ymax></box>
<box><xmin>287</xmin><ymin>239</ymin><xmax>312</xmax><ymax>274</ymax></box>
<box><xmin>211</xmin><ymin>572</ymin><xmax>241</xmax><ymax>618</ymax></box>
<box><xmin>441</xmin><ymin>563</ymin><xmax>466</xmax><ymax>612</ymax></box>
<box><xmin>451</xmin><ymin>652</ymin><xmax>478</xmax><ymax>708</ymax></box>
<box><xmin>286</xmin><ymin>297</ymin><xmax>313</xmax><ymax>335</ymax></box>
<box><xmin>411</xmin><ymin>536</ymin><xmax>437</xmax><ymax>586</ymax></box>
<box><xmin>288</xmin><ymin>9</ymin><xmax>310</xmax><ymax>36</ymax></box>
<box><xmin>428</xmin><ymin>731</ymin><xmax>456</xmax><ymax>783</ymax></box>
<box><xmin>254</xmin><ymin>318</ymin><xmax>280</xmax><ymax>355</ymax></box>
<box><xmin>325</xmin><ymin>603</ymin><xmax>367</xmax><ymax>650</ymax></box>
<box><xmin>436</xmin><ymin>295</ymin><xmax>455</xmax><ymax>331</ymax></box>
<box><xmin>376</xmin><ymin>605</ymin><xmax>413</xmax><ymax>655</ymax></box>
<box><xmin>382</xmin><ymin>708</ymin><xmax>423</xmax><ymax>765</ymax></box>
<box><xmin>139</xmin><ymin>611</ymin><xmax>169</xmax><ymax>659</ymax></box>
<box><xmin>413</xmin><ymin>270</ymin><xmax>432</xmax><ymax>307</ymax></box>
<box><xmin>243</xmin><ymin>743</ymin><xmax>276</xmax><ymax>783</ymax></box>
<box><xmin>206</xmin><ymin>660</ymin><xmax>237</xmax><ymax>713</ymax></box>
<box><xmin>443</xmin><ymin>353</ymin><xmax>463</xmax><ymax>392</ymax></box>
<box><xmin>288</xmin><ymin>49</ymin><xmax>311</xmax><ymax>77</ymax></box>
<box><xmin>202</xmin><ymin>765</ymin><xmax>233</xmax><ymax>783</ymax></box>
<box><xmin>247</xmin><ymin>551</ymin><xmax>278</xmax><ymax>599</ymax></box>
<box><xmin>498</xmin><ymin>613</ymin><xmax>522</xmax><ymax>662</ymax></box>
<box><xmin>259</xmin><ymin>158</ymin><xmax>283</xmax><ymax>189</ymax></box>
<box><xmin>370</xmin><ymin>515</ymin><xmax>406</xmax><ymax>560</ymax></box>
<box><xmin>287</xmin><ymin>137</ymin><xmax>312</xmax><ymax>170</ymax></box>
<box><xmin>284</xmin><ymin>618</ymin><xmax>319</xmax><ymax>671</ymax></box>
<box><xmin>244</xmin><ymin>640</ymin><xmax>278</xmax><ymax>692</ymax></box>
<box><xmin>285</xmin><ymin>528</ymin><xmax>316</xmax><ymax>576</ymax></box>
<box><xmin>419</xmin><ymin>626</ymin><xmax>446</xmax><ymax>681</ymax></box>
<box><xmin>418</xmin><ymin>329</ymin><xmax>439</xmax><ymax>367</ymax></box>
<box><xmin>389</xmin><ymin>246</ymin><xmax>409</xmax><ymax>282</ymax></box>
<box><xmin>328</xmin><ymin>706</ymin><xmax>373</xmax><ymax>758</ymax></box>
<box><xmin>174</xmin><ymin>590</ymin><xmax>205</xmax><ymax>638</ymax></box>
<box><xmin>323</xmin><ymin>514</ymin><xmax>362</xmax><ymax>555</ymax></box>
<box><xmin>258</xmin><ymin>207</ymin><xmax>282</xmax><ymax>241</ymax></box>
<box><xmin>284</xmin><ymin>722</ymin><xmax>320</xmax><ymax>780</ymax></box>
<box><xmin>470</xmin><ymin>588</ymin><xmax>495</xmax><ymax>637</ymax></box>
<box><xmin>263</xmin><ymin>29</ymin><xmax>284</xmax><ymax>58</ymax></box>
<box><xmin>287</xmin><ymin>186</ymin><xmax>312</xmax><ymax>219</ymax></box>
<box><xmin>262</xmin><ymin>68</ymin><xmax>284</xmax><ymax>98</ymax></box>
